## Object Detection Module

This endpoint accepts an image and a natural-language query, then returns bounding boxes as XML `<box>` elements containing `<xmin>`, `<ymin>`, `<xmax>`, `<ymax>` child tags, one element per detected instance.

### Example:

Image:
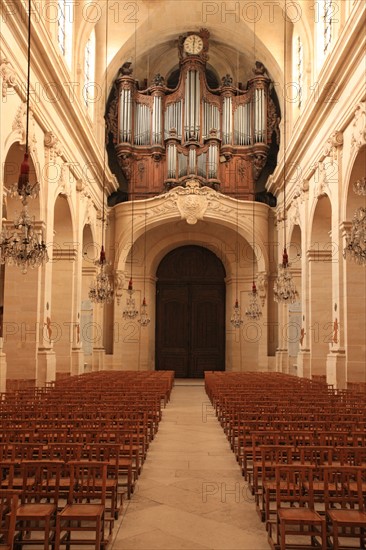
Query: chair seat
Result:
<box><xmin>58</xmin><ymin>503</ymin><xmax>104</xmax><ymax>519</ymax></box>
<box><xmin>279</xmin><ymin>508</ymin><xmax>323</xmax><ymax>522</ymax></box>
<box><xmin>328</xmin><ymin>509</ymin><xmax>366</xmax><ymax>525</ymax></box>
<box><xmin>16</xmin><ymin>503</ymin><xmax>56</xmax><ymax>518</ymax></box>
<box><xmin>264</xmin><ymin>481</ymin><xmax>297</xmax><ymax>491</ymax></box>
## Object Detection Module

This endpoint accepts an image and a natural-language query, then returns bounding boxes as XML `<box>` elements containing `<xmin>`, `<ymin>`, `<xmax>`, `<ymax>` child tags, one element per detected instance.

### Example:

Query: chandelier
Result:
<box><xmin>343</xmin><ymin>206</ymin><xmax>366</xmax><ymax>265</ymax></box>
<box><xmin>88</xmin><ymin>6</ymin><xmax>115</xmax><ymax>305</ymax></box>
<box><xmin>353</xmin><ymin>176</ymin><xmax>366</xmax><ymax>195</ymax></box>
<box><xmin>123</xmin><ymin>278</ymin><xmax>138</xmax><ymax>319</ymax></box>
<box><xmin>273</xmin><ymin>5</ymin><xmax>298</xmax><ymax>304</ymax></box>
<box><xmin>0</xmin><ymin>208</ymin><xmax>47</xmax><ymax>275</ymax></box>
<box><xmin>89</xmin><ymin>246</ymin><xmax>114</xmax><ymax>304</ymax></box>
<box><xmin>245</xmin><ymin>195</ymin><xmax>262</xmax><ymax>320</ymax></box>
<box><xmin>246</xmin><ymin>282</ymin><xmax>262</xmax><ymax>319</ymax></box>
<box><xmin>274</xmin><ymin>249</ymin><xmax>298</xmax><ymax>303</ymax></box>
<box><xmin>0</xmin><ymin>0</ymin><xmax>48</xmax><ymax>274</ymax></box>
<box><xmin>138</xmin><ymin>297</ymin><xmax>150</xmax><ymax>326</ymax></box>
<box><xmin>138</xmin><ymin>208</ymin><xmax>150</xmax><ymax>326</ymax></box>
<box><xmin>231</xmin><ymin>298</ymin><xmax>244</xmax><ymax>328</ymax></box>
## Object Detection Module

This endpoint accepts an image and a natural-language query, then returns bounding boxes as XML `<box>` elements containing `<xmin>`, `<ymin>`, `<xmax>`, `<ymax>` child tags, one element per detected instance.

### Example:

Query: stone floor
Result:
<box><xmin>110</xmin><ymin>380</ymin><xmax>269</xmax><ymax>550</ymax></box>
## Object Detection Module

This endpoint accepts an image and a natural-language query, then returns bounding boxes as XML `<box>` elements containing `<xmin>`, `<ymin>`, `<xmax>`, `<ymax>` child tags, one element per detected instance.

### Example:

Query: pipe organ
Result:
<box><xmin>107</xmin><ymin>29</ymin><xmax>279</xmax><ymax>199</ymax></box>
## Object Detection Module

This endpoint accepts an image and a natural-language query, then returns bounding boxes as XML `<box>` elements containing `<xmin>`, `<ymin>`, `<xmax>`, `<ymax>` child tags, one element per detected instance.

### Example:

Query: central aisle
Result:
<box><xmin>111</xmin><ymin>381</ymin><xmax>268</xmax><ymax>550</ymax></box>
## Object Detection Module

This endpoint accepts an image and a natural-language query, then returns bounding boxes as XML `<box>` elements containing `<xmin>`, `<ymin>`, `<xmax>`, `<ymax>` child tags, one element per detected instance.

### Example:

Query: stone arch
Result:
<box><xmin>112</xmin><ymin>194</ymin><xmax>270</xmax><ymax>372</ymax></box>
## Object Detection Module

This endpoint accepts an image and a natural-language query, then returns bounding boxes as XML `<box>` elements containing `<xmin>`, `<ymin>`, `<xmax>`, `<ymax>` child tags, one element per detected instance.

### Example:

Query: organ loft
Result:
<box><xmin>106</xmin><ymin>29</ymin><xmax>280</xmax><ymax>201</ymax></box>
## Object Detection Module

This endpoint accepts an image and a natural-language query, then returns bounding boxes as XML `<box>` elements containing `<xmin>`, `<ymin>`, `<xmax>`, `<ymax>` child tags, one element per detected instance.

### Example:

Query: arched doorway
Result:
<box><xmin>156</xmin><ymin>245</ymin><xmax>226</xmax><ymax>378</ymax></box>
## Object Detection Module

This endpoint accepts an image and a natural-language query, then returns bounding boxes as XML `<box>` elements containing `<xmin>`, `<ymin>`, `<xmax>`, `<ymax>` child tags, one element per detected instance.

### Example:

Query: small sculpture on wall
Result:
<box><xmin>332</xmin><ymin>318</ymin><xmax>339</xmax><ymax>345</ymax></box>
<box><xmin>44</xmin><ymin>316</ymin><xmax>52</xmax><ymax>341</ymax></box>
<box><xmin>300</xmin><ymin>327</ymin><xmax>305</xmax><ymax>347</ymax></box>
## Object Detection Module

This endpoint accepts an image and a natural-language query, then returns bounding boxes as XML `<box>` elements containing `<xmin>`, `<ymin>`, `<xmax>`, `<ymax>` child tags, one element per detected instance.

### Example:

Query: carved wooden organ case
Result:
<box><xmin>107</xmin><ymin>29</ymin><xmax>279</xmax><ymax>200</ymax></box>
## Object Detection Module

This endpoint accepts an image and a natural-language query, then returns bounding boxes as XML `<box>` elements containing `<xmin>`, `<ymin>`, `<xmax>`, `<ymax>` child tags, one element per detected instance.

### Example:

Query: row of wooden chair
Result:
<box><xmin>0</xmin><ymin>370</ymin><xmax>175</xmax><ymax>549</ymax></box>
<box><xmin>1</xmin><ymin>460</ymin><xmax>112</xmax><ymax>550</ymax></box>
<box><xmin>268</xmin><ymin>464</ymin><xmax>366</xmax><ymax>550</ymax></box>
<box><xmin>205</xmin><ymin>372</ymin><xmax>366</xmax><ymax>550</ymax></box>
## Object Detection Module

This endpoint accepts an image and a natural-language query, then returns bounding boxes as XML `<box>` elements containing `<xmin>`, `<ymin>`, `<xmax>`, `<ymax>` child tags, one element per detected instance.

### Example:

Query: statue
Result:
<box><xmin>221</xmin><ymin>74</ymin><xmax>233</xmax><ymax>86</ymax></box>
<box><xmin>118</xmin><ymin>62</ymin><xmax>133</xmax><ymax>76</ymax></box>
<box><xmin>152</xmin><ymin>73</ymin><xmax>165</xmax><ymax>86</ymax></box>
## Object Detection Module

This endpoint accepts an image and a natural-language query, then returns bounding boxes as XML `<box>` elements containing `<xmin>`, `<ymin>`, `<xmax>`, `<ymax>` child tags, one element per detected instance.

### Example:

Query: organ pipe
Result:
<box><xmin>114</xmin><ymin>52</ymin><xmax>274</xmax><ymax>190</ymax></box>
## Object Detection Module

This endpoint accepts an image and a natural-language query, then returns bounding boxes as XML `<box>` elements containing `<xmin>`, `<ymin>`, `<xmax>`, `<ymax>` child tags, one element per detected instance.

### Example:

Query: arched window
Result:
<box><xmin>57</xmin><ymin>0</ymin><xmax>73</xmax><ymax>67</ymax></box>
<box><xmin>83</xmin><ymin>29</ymin><xmax>96</xmax><ymax>114</ymax></box>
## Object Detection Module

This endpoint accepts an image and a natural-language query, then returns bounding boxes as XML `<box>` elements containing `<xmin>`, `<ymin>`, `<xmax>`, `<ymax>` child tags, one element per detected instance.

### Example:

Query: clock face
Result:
<box><xmin>183</xmin><ymin>34</ymin><xmax>203</xmax><ymax>55</ymax></box>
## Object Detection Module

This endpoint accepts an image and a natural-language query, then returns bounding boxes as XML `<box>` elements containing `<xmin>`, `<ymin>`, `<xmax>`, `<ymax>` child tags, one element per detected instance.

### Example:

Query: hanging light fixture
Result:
<box><xmin>0</xmin><ymin>0</ymin><xmax>48</xmax><ymax>273</ymax></box>
<box><xmin>273</xmin><ymin>1</ymin><xmax>298</xmax><ymax>304</ymax></box>
<box><xmin>89</xmin><ymin>0</ymin><xmax>114</xmax><ymax>304</ymax></box>
<box><xmin>230</xmin><ymin>169</ymin><xmax>243</xmax><ymax>328</ymax></box>
<box><xmin>122</xmin><ymin>196</ymin><xmax>138</xmax><ymax>319</ymax></box>
<box><xmin>122</xmin><ymin>20</ymin><xmax>139</xmax><ymax>321</ymax></box>
<box><xmin>343</xmin><ymin>175</ymin><xmax>366</xmax><ymax>265</ymax></box>
<box><xmin>244</xmin><ymin>6</ymin><xmax>262</xmax><ymax>320</ymax></box>
<box><xmin>246</xmin><ymin>195</ymin><xmax>262</xmax><ymax>320</ymax></box>
<box><xmin>138</xmin><ymin>207</ymin><xmax>150</xmax><ymax>326</ymax></box>
<box><xmin>343</xmin><ymin>206</ymin><xmax>366</xmax><ymax>265</ymax></box>
<box><xmin>353</xmin><ymin>176</ymin><xmax>366</xmax><ymax>196</ymax></box>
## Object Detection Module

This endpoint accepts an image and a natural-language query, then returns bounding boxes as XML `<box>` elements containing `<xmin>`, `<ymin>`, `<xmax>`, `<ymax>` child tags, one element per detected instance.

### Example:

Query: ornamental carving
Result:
<box><xmin>44</xmin><ymin>131</ymin><xmax>63</xmax><ymax>160</ymax></box>
<box><xmin>58</xmin><ymin>163</ymin><xmax>71</xmax><ymax>197</ymax></box>
<box><xmin>351</xmin><ymin>102</ymin><xmax>366</xmax><ymax>151</ymax></box>
<box><xmin>168</xmin><ymin>179</ymin><xmax>221</xmax><ymax>224</ymax></box>
<box><xmin>314</xmin><ymin>161</ymin><xmax>329</xmax><ymax>198</ymax></box>
<box><xmin>0</xmin><ymin>57</ymin><xmax>17</xmax><ymax>98</ymax></box>
<box><xmin>172</xmin><ymin>180</ymin><xmax>210</xmax><ymax>224</ymax></box>
<box><xmin>12</xmin><ymin>103</ymin><xmax>26</xmax><ymax>133</ymax></box>
<box><xmin>323</xmin><ymin>130</ymin><xmax>343</xmax><ymax>161</ymax></box>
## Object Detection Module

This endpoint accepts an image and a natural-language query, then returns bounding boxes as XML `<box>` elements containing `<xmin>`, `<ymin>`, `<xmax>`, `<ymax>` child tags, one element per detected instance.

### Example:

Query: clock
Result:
<box><xmin>183</xmin><ymin>34</ymin><xmax>204</xmax><ymax>55</ymax></box>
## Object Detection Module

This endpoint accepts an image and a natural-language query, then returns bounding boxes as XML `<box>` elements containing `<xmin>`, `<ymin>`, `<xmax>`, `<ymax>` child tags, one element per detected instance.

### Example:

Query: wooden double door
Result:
<box><xmin>156</xmin><ymin>246</ymin><xmax>225</xmax><ymax>378</ymax></box>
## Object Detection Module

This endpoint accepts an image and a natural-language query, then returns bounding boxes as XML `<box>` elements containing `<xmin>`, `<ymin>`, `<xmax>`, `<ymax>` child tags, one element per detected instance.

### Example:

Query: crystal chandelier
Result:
<box><xmin>138</xmin><ymin>209</ymin><xmax>150</xmax><ymax>326</ymax></box>
<box><xmin>89</xmin><ymin>246</ymin><xmax>114</xmax><ymax>304</ymax></box>
<box><xmin>231</xmin><ymin>299</ymin><xmax>244</xmax><ymax>328</ymax></box>
<box><xmin>0</xmin><ymin>208</ymin><xmax>48</xmax><ymax>275</ymax></box>
<box><xmin>246</xmin><ymin>282</ymin><xmax>262</xmax><ymax>320</ymax></box>
<box><xmin>343</xmin><ymin>207</ymin><xmax>366</xmax><ymax>265</ymax></box>
<box><xmin>123</xmin><ymin>278</ymin><xmax>138</xmax><ymax>319</ymax></box>
<box><xmin>138</xmin><ymin>297</ymin><xmax>150</xmax><ymax>326</ymax></box>
<box><xmin>353</xmin><ymin>176</ymin><xmax>366</xmax><ymax>196</ymax></box>
<box><xmin>0</xmin><ymin>0</ymin><xmax>48</xmax><ymax>274</ymax></box>
<box><xmin>273</xmin><ymin>10</ymin><xmax>297</xmax><ymax>304</ymax></box>
<box><xmin>274</xmin><ymin>249</ymin><xmax>298</xmax><ymax>303</ymax></box>
<box><xmin>88</xmin><ymin>9</ymin><xmax>115</xmax><ymax>305</ymax></box>
<box><xmin>245</xmin><ymin>195</ymin><xmax>262</xmax><ymax>320</ymax></box>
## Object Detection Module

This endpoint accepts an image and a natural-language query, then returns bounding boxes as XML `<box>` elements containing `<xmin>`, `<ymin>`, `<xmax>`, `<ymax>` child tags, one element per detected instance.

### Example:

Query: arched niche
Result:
<box><xmin>51</xmin><ymin>194</ymin><xmax>75</xmax><ymax>376</ymax></box>
<box><xmin>309</xmin><ymin>195</ymin><xmax>333</xmax><ymax>378</ymax></box>
<box><xmin>80</xmin><ymin>224</ymin><xmax>96</xmax><ymax>369</ymax></box>
<box><xmin>287</xmin><ymin>224</ymin><xmax>302</xmax><ymax>374</ymax></box>
<box><xmin>344</xmin><ymin>146</ymin><xmax>366</xmax><ymax>384</ymax></box>
<box><xmin>2</xmin><ymin>142</ymin><xmax>42</xmax><ymax>389</ymax></box>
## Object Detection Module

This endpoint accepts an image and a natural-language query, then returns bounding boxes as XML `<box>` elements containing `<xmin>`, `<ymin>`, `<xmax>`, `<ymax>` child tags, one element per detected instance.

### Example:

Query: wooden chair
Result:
<box><xmin>324</xmin><ymin>466</ymin><xmax>366</xmax><ymax>550</ymax></box>
<box><xmin>15</xmin><ymin>460</ymin><xmax>63</xmax><ymax>550</ymax></box>
<box><xmin>269</xmin><ymin>465</ymin><xmax>326</xmax><ymax>550</ymax></box>
<box><xmin>54</xmin><ymin>460</ymin><xmax>109</xmax><ymax>550</ymax></box>
<box><xmin>258</xmin><ymin>446</ymin><xmax>293</xmax><ymax>527</ymax></box>
<box><xmin>0</xmin><ymin>490</ymin><xmax>19</xmax><ymax>550</ymax></box>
